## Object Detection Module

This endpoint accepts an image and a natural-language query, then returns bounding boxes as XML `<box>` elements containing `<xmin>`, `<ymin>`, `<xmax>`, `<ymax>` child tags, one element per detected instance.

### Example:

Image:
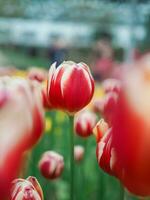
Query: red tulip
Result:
<box><xmin>39</xmin><ymin>151</ymin><xmax>64</xmax><ymax>179</ymax></box>
<box><xmin>103</xmin><ymin>92</ymin><xmax>118</xmax><ymax>125</ymax></box>
<box><xmin>112</xmin><ymin>65</ymin><xmax>150</xmax><ymax>196</ymax></box>
<box><xmin>74</xmin><ymin>110</ymin><xmax>97</xmax><ymax>137</ymax></box>
<box><xmin>74</xmin><ymin>145</ymin><xmax>85</xmax><ymax>162</ymax></box>
<box><xmin>47</xmin><ymin>61</ymin><xmax>95</xmax><ymax>114</ymax></box>
<box><xmin>0</xmin><ymin>77</ymin><xmax>44</xmax><ymax>198</ymax></box>
<box><xmin>41</xmin><ymin>87</ymin><xmax>52</xmax><ymax>110</ymax></box>
<box><xmin>96</xmin><ymin>128</ymin><xmax>115</xmax><ymax>176</ymax></box>
<box><xmin>93</xmin><ymin>92</ymin><xmax>118</xmax><ymax>125</ymax></box>
<box><xmin>11</xmin><ymin>176</ymin><xmax>43</xmax><ymax>200</ymax></box>
<box><xmin>93</xmin><ymin>118</ymin><xmax>109</xmax><ymax>142</ymax></box>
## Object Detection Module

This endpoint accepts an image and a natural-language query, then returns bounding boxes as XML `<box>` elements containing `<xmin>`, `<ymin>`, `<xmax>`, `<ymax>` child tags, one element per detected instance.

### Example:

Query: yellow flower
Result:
<box><xmin>94</xmin><ymin>84</ymin><xmax>105</xmax><ymax>98</ymax></box>
<box><xmin>45</xmin><ymin>117</ymin><xmax>52</xmax><ymax>133</ymax></box>
<box><xmin>13</xmin><ymin>70</ymin><xmax>27</xmax><ymax>78</ymax></box>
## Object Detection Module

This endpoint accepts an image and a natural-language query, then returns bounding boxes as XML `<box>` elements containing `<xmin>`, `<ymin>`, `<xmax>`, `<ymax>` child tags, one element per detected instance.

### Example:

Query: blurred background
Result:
<box><xmin>0</xmin><ymin>0</ymin><xmax>149</xmax><ymax>200</ymax></box>
<box><xmin>0</xmin><ymin>0</ymin><xmax>149</xmax><ymax>71</ymax></box>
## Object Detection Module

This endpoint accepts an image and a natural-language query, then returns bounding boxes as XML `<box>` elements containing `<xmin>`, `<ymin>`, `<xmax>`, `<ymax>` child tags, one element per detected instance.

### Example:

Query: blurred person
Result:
<box><xmin>48</xmin><ymin>37</ymin><xmax>68</xmax><ymax>67</ymax></box>
<box><xmin>91</xmin><ymin>32</ymin><xmax>114</xmax><ymax>81</ymax></box>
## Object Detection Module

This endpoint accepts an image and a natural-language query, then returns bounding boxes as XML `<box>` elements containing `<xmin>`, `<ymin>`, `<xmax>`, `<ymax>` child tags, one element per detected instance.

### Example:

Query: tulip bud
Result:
<box><xmin>39</xmin><ymin>151</ymin><xmax>64</xmax><ymax>179</ymax></box>
<box><xmin>11</xmin><ymin>176</ymin><xmax>43</xmax><ymax>200</ymax></box>
<box><xmin>74</xmin><ymin>145</ymin><xmax>85</xmax><ymax>162</ymax></box>
<box><xmin>74</xmin><ymin>110</ymin><xmax>97</xmax><ymax>137</ymax></box>
<box><xmin>47</xmin><ymin>61</ymin><xmax>94</xmax><ymax>114</ymax></box>
<box><xmin>28</xmin><ymin>67</ymin><xmax>47</xmax><ymax>82</ymax></box>
<box><xmin>93</xmin><ymin>118</ymin><xmax>109</xmax><ymax>142</ymax></box>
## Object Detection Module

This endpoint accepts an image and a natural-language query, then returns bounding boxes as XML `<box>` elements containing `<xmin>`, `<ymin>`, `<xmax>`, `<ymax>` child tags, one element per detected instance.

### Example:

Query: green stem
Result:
<box><xmin>69</xmin><ymin>116</ymin><xmax>75</xmax><ymax>200</ymax></box>
<box><xmin>120</xmin><ymin>183</ymin><xmax>125</xmax><ymax>200</ymax></box>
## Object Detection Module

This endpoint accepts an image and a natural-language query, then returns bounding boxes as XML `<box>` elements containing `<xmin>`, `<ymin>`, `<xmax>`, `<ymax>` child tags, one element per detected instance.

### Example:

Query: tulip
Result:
<box><xmin>74</xmin><ymin>110</ymin><xmax>97</xmax><ymax>137</ymax></box>
<box><xmin>39</xmin><ymin>151</ymin><xmax>64</xmax><ymax>179</ymax></box>
<box><xmin>28</xmin><ymin>67</ymin><xmax>47</xmax><ymax>82</ymax></box>
<box><xmin>96</xmin><ymin>127</ymin><xmax>118</xmax><ymax>176</ymax></box>
<box><xmin>93</xmin><ymin>92</ymin><xmax>118</xmax><ymax>126</ymax></box>
<box><xmin>93</xmin><ymin>118</ymin><xmax>109</xmax><ymax>142</ymax></box>
<box><xmin>93</xmin><ymin>98</ymin><xmax>105</xmax><ymax>114</ymax></box>
<box><xmin>11</xmin><ymin>176</ymin><xmax>43</xmax><ymax>200</ymax></box>
<box><xmin>47</xmin><ymin>61</ymin><xmax>94</xmax><ymax>200</ymax></box>
<box><xmin>0</xmin><ymin>77</ymin><xmax>44</xmax><ymax>198</ymax></box>
<box><xmin>74</xmin><ymin>145</ymin><xmax>85</xmax><ymax>162</ymax></box>
<box><xmin>41</xmin><ymin>87</ymin><xmax>52</xmax><ymax>110</ymax></box>
<box><xmin>112</xmin><ymin>64</ymin><xmax>150</xmax><ymax>196</ymax></box>
<box><xmin>47</xmin><ymin>61</ymin><xmax>94</xmax><ymax>114</ymax></box>
<box><xmin>103</xmin><ymin>92</ymin><xmax>119</xmax><ymax>125</ymax></box>
<box><xmin>93</xmin><ymin>120</ymin><xmax>121</xmax><ymax>180</ymax></box>
<box><xmin>102</xmin><ymin>78</ymin><xmax>121</xmax><ymax>94</ymax></box>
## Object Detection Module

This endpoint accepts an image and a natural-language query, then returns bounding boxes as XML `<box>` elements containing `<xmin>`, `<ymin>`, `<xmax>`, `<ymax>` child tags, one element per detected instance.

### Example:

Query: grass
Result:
<box><xmin>0</xmin><ymin>48</ymin><xmax>50</xmax><ymax>69</ymax></box>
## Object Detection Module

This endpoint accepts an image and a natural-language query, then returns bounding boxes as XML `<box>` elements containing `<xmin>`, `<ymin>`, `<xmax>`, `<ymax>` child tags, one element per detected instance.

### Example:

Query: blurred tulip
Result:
<box><xmin>96</xmin><ymin>128</ymin><xmax>117</xmax><ymax>176</ymax></box>
<box><xmin>11</xmin><ymin>176</ymin><xmax>43</xmax><ymax>200</ymax></box>
<box><xmin>28</xmin><ymin>67</ymin><xmax>47</xmax><ymax>82</ymax></box>
<box><xmin>41</xmin><ymin>87</ymin><xmax>52</xmax><ymax>110</ymax></box>
<box><xmin>47</xmin><ymin>61</ymin><xmax>94</xmax><ymax>114</ymax></box>
<box><xmin>102</xmin><ymin>78</ymin><xmax>121</xmax><ymax>94</ymax></box>
<box><xmin>112</xmin><ymin>65</ymin><xmax>150</xmax><ymax>196</ymax></box>
<box><xmin>92</xmin><ymin>98</ymin><xmax>105</xmax><ymax>113</ymax></box>
<box><xmin>0</xmin><ymin>77</ymin><xmax>44</xmax><ymax>198</ymax></box>
<box><xmin>93</xmin><ymin>118</ymin><xmax>109</xmax><ymax>142</ymax></box>
<box><xmin>74</xmin><ymin>145</ymin><xmax>85</xmax><ymax>162</ymax></box>
<box><xmin>0</xmin><ymin>66</ymin><xmax>17</xmax><ymax>76</ymax></box>
<box><xmin>74</xmin><ymin>110</ymin><xmax>97</xmax><ymax>137</ymax></box>
<box><xmin>93</xmin><ymin>92</ymin><xmax>118</xmax><ymax>125</ymax></box>
<box><xmin>39</xmin><ymin>151</ymin><xmax>64</xmax><ymax>179</ymax></box>
<box><xmin>103</xmin><ymin>92</ymin><xmax>118</xmax><ymax>125</ymax></box>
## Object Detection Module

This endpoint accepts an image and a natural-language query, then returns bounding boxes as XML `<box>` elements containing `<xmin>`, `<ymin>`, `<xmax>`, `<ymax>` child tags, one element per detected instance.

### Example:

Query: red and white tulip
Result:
<box><xmin>39</xmin><ymin>151</ymin><xmax>64</xmax><ymax>179</ymax></box>
<box><xmin>102</xmin><ymin>78</ymin><xmax>121</xmax><ymax>94</ymax></box>
<box><xmin>11</xmin><ymin>176</ymin><xmax>43</xmax><ymax>200</ymax></box>
<box><xmin>41</xmin><ymin>86</ymin><xmax>52</xmax><ymax>110</ymax></box>
<box><xmin>0</xmin><ymin>77</ymin><xmax>44</xmax><ymax>198</ymax></box>
<box><xmin>47</xmin><ymin>61</ymin><xmax>95</xmax><ymax>114</ymax></box>
<box><xmin>93</xmin><ymin>118</ymin><xmax>109</xmax><ymax>142</ymax></box>
<box><xmin>74</xmin><ymin>145</ymin><xmax>85</xmax><ymax>162</ymax></box>
<box><xmin>74</xmin><ymin>110</ymin><xmax>97</xmax><ymax>137</ymax></box>
<box><xmin>112</xmin><ymin>64</ymin><xmax>150</xmax><ymax>196</ymax></box>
